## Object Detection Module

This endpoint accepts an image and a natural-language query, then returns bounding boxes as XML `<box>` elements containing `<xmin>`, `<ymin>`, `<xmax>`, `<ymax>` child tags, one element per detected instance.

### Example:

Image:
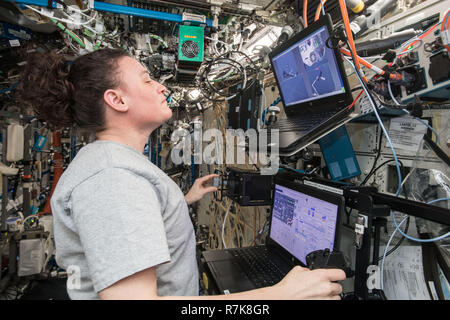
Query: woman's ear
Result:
<box><xmin>103</xmin><ymin>88</ymin><xmax>129</xmax><ymax>113</ymax></box>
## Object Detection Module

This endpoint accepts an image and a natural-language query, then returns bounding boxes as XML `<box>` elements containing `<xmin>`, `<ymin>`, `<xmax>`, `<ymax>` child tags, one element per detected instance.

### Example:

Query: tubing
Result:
<box><xmin>338</xmin><ymin>0</ymin><xmax>362</xmax><ymax>72</ymax></box>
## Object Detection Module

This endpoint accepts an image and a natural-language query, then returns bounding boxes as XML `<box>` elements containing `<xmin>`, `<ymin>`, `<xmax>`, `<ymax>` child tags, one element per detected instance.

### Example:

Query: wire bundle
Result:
<box><xmin>197</xmin><ymin>51</ymin><xmax>259</xmax><ymax>102</ymax></box>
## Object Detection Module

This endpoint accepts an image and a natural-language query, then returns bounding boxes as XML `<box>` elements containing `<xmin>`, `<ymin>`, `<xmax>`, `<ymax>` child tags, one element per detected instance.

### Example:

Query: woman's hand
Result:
<box><xmin>271</xmin><ymin>266</ymin><xmax>346</xmax><ymax>300</ymax></box>
<box><xmin>184</xmin><ymin>174</ymin><xmax>219</xmax><ymax>205</ymax></box>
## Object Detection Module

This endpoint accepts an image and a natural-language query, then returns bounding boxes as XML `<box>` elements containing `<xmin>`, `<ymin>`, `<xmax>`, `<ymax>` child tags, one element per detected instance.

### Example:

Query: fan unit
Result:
<box><xmin>181</xmin><ymin>40</ymin><xmax>199</xmax><ymax>59</ymax></box>
<box><xmin>178</xmin><ymin>25</ymin><xmax>204</xmax><ymax>66</ymax></box>
<box><xmin>177</xmin><ymin>24</ymin><xmax>204</xmax><ymax>82</ymax></box>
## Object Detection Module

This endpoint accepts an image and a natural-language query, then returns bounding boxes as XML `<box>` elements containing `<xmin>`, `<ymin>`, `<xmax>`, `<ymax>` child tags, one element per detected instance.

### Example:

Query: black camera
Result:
<box><xmin>219</xmin><ymin>167</ymin><xmax>273</xmax><ymax>206</ymax></box>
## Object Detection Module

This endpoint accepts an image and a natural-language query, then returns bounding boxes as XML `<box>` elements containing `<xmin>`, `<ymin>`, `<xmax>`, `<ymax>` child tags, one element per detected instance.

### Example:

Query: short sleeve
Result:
<box><xmin>70</xmin><ymin>167</ymin><xmax>170</xmax><ymax>293</ymax></box>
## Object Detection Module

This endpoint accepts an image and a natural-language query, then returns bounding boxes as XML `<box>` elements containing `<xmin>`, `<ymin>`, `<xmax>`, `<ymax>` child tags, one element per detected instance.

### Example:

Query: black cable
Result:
<box><xmin>349</xmin><ymin>157</ymin><xmax>410</xmax><ymax>259</ymax></box>
<box><xmin>361</xmin><ymin>159</ymin><xmax>405</xmax><ymax>189</ymax></box>
<box><xmin>199</xmin><ymin>50</ymin><xmax>259</xmax><ymax>102</ymax></box>
<box><xmin>361</xmin><ymin>127</ymin><xmax>383</xmax><ymax>186</ymax></box>
<box><xmin>370</xmin><ymin>160</ymin><xmax>410</xmax><ymax>263</ymax></box>
<box><xmin>200</xmin><ymin>61</ymin><xmax>257</xmax><ymax>102</ymax></box>
<box><xmin>346</xmin><ymin>40</ymin><xmax>383</xmax><ymax>116</ymax></box>
<box><xmin>376</xmin><ymin>216</ymin><xmax>410</xmax><ymax>263</ymax></box>
<box><xmin>375</xmin><ymin>93</ymin><xmax>450</xmax><ymax>111</ymax></box>
<box><xmin>203</xmin><ymin>59</ymin><xmax>247</xmax><ymax>97</ymax></box>
<box><xmin>346</xmin><ymin>126</ymin><xmax>383</xmax><ymax>223</ymax></box>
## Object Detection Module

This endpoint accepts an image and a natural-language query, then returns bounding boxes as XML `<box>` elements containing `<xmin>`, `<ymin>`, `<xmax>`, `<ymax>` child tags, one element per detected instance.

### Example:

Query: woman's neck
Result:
<box><xmin>96</xmin><ymin>127</ymin><xmax>152</xmax><ymax>153</ymax></box>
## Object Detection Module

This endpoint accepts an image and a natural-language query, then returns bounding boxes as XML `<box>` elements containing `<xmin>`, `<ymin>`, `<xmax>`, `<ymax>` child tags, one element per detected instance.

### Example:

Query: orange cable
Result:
<box><xmin>303</xmin><ymin>0</ymin><xmax>308</xmax><ymax>28</ymax></box>
<box><xmin>315</xmin><ymin>0</ymin><xmax>327</xmax><ymax>21</ymax></box>
<box><xmin>338</xmin><ymin>0</ymin><xmax>361</xmax><ymax>71</ymax></box>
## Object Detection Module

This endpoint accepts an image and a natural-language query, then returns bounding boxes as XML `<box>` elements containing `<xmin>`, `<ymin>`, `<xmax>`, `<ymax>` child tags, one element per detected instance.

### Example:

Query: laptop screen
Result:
<box><xmin>270</xmin><ymin>25</ymin><xmax>346</xmax><ymax>108</ymax></box>
<box><xmin>269</xmin><ymin>183</ymin><xmax>339</xmax><ymax>265</ymax></box>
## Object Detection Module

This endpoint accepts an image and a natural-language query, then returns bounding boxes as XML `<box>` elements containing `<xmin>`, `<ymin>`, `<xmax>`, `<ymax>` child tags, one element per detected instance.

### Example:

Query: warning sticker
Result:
<box><xmin>387</xmin><ymin>116</ymin><xmax>428</xmax><ymax>152</ymax></box>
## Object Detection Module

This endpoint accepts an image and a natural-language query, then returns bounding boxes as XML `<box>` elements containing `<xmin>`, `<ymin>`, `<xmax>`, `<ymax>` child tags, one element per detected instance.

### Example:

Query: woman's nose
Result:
<box><xmin>159</xmin><ymin>83</ymin><xmax>167</xmax><ymax>94</ymax></box>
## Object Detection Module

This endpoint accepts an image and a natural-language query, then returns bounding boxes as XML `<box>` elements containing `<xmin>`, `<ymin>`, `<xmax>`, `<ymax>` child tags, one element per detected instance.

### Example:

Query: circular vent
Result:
<box><xmin>181</xmin><ymin>40</ymin><xmax>199</xmax><ymax>58</ymax></box>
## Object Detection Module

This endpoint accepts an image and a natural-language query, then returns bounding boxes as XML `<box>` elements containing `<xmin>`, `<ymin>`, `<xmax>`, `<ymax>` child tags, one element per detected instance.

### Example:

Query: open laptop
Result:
<box><xmin>201</xmin><ymin>175</ymin><xmax>344</xmax><ymax>294</ymax></box>
<box><xmin>267</xmin><ymin>14</ymin><xmax>356</xmax><ymax>157</ymax></box>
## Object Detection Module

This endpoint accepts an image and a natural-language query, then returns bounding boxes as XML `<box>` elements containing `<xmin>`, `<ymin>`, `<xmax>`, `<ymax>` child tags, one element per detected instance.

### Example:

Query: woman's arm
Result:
<box><xmin>99</xmin><ymin>266</ymin><xmax>345</xmax><ymax>300</ymax></box>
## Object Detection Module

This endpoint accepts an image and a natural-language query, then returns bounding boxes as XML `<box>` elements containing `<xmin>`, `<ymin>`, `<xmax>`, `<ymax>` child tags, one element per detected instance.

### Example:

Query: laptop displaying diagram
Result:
<box><xmin>201</xmin><ymin>176</ymin><xmax>344</xmax><ymax>294</ymax></box>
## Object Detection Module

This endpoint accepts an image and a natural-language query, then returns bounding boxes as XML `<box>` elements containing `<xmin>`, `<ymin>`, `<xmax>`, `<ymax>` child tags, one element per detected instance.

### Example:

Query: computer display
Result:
<box><xmin>269</xmin><ymin>183</ymin><xmax>339</xmax><ymax>265</ymax></box>
<box><xmin>268</xmin><ymin>15</ymin><xmax>352</xmax><ymax>114</ymax></box>
<box><xmin>271</xmin><ymin>25</ymin><xmax>345</xmax><ymax>107</ymax></box>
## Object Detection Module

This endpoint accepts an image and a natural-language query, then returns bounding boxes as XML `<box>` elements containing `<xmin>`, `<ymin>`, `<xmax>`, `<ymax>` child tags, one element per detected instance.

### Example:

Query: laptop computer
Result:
<box><xmin>201</xmin><ymin>175</ymin><xmax>344</xmax><ymax>294</ymax></box>
<box><xmin>267</xmin><ymin>14</ymin><xmax>356</xmax><ymax>157</ymax></box>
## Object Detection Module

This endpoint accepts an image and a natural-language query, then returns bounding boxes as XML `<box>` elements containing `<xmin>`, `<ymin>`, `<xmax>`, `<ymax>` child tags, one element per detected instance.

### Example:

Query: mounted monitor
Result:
<box><xmin>268</xmin><ymin>14</ymin><xmax>353</xmax><ymax>117</ymax></box>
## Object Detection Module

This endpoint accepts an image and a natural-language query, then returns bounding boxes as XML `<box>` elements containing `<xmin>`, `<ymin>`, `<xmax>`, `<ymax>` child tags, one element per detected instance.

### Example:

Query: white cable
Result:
<box><xmin>387</xmin><ymin>80</ymin><xmax>402</xmax><ymax>106</ymax></box>
<box><xmin>25</xmin><ymin>5</ymin><xmax>98</xmax><ymax>30</ymax></box>
<box><xmin>381</xmin><ymin>197</ymin><xmax>450</xmax><ymax>290</ymax></box>
<box><xmin>393</xmin><ymin>38</ymin><xmax>423</xmax><ymax>65</ymax></box>
<box><xmin>387</xmin><ymin>80</ymin><xmax>440</xmax><ymax>190</ymax></box>
<box><xmin>345</xmin><ymin>57</ymin><xmax>403</xmax><ymax>196</ymax></box>
<box><xmin>319</xmin><ymin>0</ymin><xmax>326</xmax><ymax>15</ymax></box>
<box><xmin>205</xmin><ymin>36</ymin><xmax>230</xmax><ymax>55</ymax></box>
<box><xmin>388</xmin><ymin>80</ymin><xmax>441</xmax><ymax>144</ymax></box>
<box><xmin>380</xmin><ymin>214</ymin><xmax>407</xmax><ymax>291</ymax></box>
<box><xmin>392</xmin><ymin>202</ymin><xmax>450</xmax><ymax>243</ymax></box>
<box><xmin>400</xmin><ymin>108</ymin><xmax>440</xmax><ymax>145</ymax></box>
<box><xmin>221</xmin><ymin>202</ymin><xmax>232</xmax><ymax>249</ymax></box>
<box><xmin>62</xmin><ymin>7</ymin><xmax>98</xmax><ymax>25</ymax></box>
<box><xmin>352</xmin><ymin>54</ymin><xmax>449</xmax><ymax>243</ymax></box>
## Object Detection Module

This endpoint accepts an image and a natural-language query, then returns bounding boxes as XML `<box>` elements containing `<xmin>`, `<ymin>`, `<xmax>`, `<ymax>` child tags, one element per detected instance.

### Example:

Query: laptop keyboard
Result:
<box><xmin>269</xmin><ymin>112</ymin><xmax>336</xmax><ymax>132</ymax></box>
<box><xmin>229</xmin><ymin>247</ymin><xmax>286</xmax><ymax>287</ymax></box>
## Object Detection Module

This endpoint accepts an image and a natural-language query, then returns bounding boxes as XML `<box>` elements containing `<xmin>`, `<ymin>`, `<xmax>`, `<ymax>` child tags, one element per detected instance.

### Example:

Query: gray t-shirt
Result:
<box><xmin>51</xmin><ymin>140</ymin><xmax>199</xmax><ymax>299</ymax></box>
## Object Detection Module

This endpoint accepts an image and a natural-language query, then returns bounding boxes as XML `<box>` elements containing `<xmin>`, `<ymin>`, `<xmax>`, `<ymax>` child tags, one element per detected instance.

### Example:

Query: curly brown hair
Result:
<box><xmin>17</xmin><ymin>48</ymin><xmax>129</xmax><ymax>132</ymax></box>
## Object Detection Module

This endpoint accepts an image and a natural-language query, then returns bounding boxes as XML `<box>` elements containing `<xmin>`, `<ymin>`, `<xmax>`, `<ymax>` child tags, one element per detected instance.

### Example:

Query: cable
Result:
<box><xmin>441</xmin><ymin>9</ymin><xmax>450</xmax><ymax>52</ymax></box>
<box><xmin>340</xmin><ymin>48</ymin><xmax>393</xmax><ymax>80</ymax></box>
<box><xmin>392</xmin><ymin>199</ymin><xmax>450</xmax><ymax>243</ymax></box>
<box><xmin>303</xmin><ymin>0</ymin><xmax>308</xmax><ymax>28</ymax></box>
<box><xmin>381</xmin><ymin>197</ymin><xmax>450</xmax><ymax>290</ymax></box>
<box><xmin>24</xmin><ymin>5</ymin><xmax>97</xmax><ymax>29</ymax></box>
<box><xmin>380</xmin><ymin>215</ymin><xmax>407</xmax><ymax>291</ymax></box>
<box><xmin>387</xmin><ymin>23</ymin><xmax>441</xmax><ymax>68</ymax></box>
<box><xmin>427</xmin><ymin>198</ymin><xmax>450</xmax><ymax>205</ymax></box>
<box><xmin>360</xmin><ymin>130</ymin><xmax>383</xmax><ymax>186</ymax></box>
<box><xmin>315</xmin><ymin>0</ymin><xmax>327</xmax><ymax>21</ymax></box>
<box><xmin>49</xmin><ymin>18</ymin><xmax>86</xmax><ymax>49</ymax></box>
<box><xmin>339</xmin><ymin>0</ymin><xmax>362</xmax><ymax>72</ymax></box>
<box><xmin>348</xmin><ymin>56</ymin><xmax>449</xmax><ymax>243</ymax></box>
<box><xmin>386</xmin><ymin>81</ymin><xmax>442</xmax><ymax>190</ymax></box>
<box><xmin>204</xmin><ymin>59</ymin><xmax>248</xmax><ymax>98</ymax></box>
<box><xmin>345</xmin><ymin>56</ymin><xmax>403</xmax><ymax>197</ymax></box>
<box><xmin>387</xmin><ymin>81</ymin><xmax>440</xmax><ymax>145</ymax></box>
<box><xmin>387</xmin><ymin>80</ymin><xmax>401</xmax><ymax>106</ymax></box>
<box><xmin>376</xmin><ymin>217</ymin><xmax>410</xmax><ymax>263</ymax></box>
<box><xmin>221</xmin><ymin>202</ymin><xmax>232</xmax><ymax>249</ymax></box>
<box><xmin>402</xmin><ymin>111</ymin><xmax>439</xmax><ymax>145</ymax></box>
<box><xmin>200</xmin><ymin>51</ymin><xmax>258</xmax><ymax>102</ymax></box>
<box><xmin>261</xmin><ymin>97</ymin><xmax>281</xmax><ymax>125</ymax></box>
<box><xmin>393</xmin><ymin>38</ymin><xmax>423</xmax><ymax>62</ymax></box>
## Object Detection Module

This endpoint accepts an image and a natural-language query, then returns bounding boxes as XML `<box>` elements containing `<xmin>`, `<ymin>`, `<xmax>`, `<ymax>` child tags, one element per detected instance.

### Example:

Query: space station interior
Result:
<box><xmin>0</xmin><ymin>0</ymin><xmax>449</xmax><ymax>301</ymax></box>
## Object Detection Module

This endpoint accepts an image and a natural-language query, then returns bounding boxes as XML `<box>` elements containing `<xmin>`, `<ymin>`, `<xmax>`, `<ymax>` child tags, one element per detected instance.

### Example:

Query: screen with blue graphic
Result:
<box><xmin>271</xmin><ymin>25</ymin><xmax>345</xmax><ymax>108</ymax></box>
<box><xmin>269</xmin><ymin>184</ymin><xmax>339</xmax><ymax>265</ymax></box>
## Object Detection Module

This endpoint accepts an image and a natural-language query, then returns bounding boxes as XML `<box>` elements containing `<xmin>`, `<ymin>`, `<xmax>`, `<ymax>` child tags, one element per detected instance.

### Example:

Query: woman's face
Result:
<box><xmin>116</xmin><ymin>56</ymin><xmax>172</xmax><ymax>130</ymax></box>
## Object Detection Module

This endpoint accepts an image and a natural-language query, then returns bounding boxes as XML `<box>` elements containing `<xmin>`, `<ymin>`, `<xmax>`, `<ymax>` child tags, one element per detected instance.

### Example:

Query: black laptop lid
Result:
<box><xmin>268</xmin><ymin>14</ymin><xmax>353</xmax><ymax>117</ymax></box>
<box><xmin>267</xmin><ymin>176</ymin><xmax>344</xmax><ymax>266</ymax></box>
